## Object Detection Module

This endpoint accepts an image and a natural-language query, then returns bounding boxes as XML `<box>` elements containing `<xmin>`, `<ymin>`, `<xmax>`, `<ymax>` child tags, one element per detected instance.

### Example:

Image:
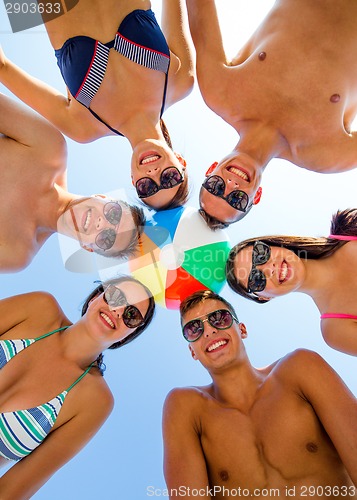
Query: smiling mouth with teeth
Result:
<box><xmin>83</xmin><ymin>209</ymin><xmax>92</xmax><ymax>232</ymax></box>
<box><xmin>100</xmin><ymin>312</ymin><xmax>115</xmax><ymax>329</ymax></box>
<box><xmin>279</xmin><ymin>261</ymin><xmax>288</xmax><ymax>283</ymax></box>
<box><xmin>227</xmin><ymin>166</ymin><xmax>249</xmax><ymax>182</ymax></box>
<box><xmin>207</xmin><ymin>340</ymin><xmax>228</xmax><ymax>352</ymax></box>
<box><xmin>140</xmin><ymin>154</ymin><xmax>161</xmax><ymax>165</ymax></box>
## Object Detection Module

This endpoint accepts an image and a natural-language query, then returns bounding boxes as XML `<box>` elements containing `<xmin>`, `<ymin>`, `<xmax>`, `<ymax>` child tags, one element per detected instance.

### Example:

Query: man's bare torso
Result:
<box><xmin>218</xmin><ymin>0</ymin><xmax>357</xmax><ymax>171</ymax></box>
<box><xmin>186</xmin><ymin>355</ymin><xmax>355</xmax><ymax>499</ymax></box>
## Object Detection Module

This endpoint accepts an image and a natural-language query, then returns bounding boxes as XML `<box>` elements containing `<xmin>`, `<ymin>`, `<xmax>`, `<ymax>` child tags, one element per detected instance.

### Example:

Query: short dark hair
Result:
<box><xmin>81</xmin><ymin>276</ymin><xmax>155</xmax><ymax>373</ymax></box>
<box><xmin>95</xmin><ymin>203</ymin><xmax>146</xmax><ymax>260</ymax></box>
<box><xmin>180</xmin><ymin>290</ymin><xmax>237</xmax><ymax>323</ymax></box>
<box><xmin>199</xmin><ymin>196</ymin><xmax>253</xmax><ymax>230</ymax></box>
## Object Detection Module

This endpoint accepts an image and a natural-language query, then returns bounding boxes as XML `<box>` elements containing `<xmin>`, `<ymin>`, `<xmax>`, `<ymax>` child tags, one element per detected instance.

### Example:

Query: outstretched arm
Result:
<box><xmin>161</xmin><ymin>0</ymin><xmax>195</xmax><ymax>104</ymax></box>
<box><xmin>0</xmin><ymin>382</ymin><xmax>113</xmax><ymax>500</ymax></box>
<box><xmin>163</xmin><ymin>388</ymin><xmax>212</xmax><ymax>499</ymax></box>
<box><xmin>185</xmin><ymin>0</ymin><xmax>230</xmax><ymax>109</ymax></box>
<box><xmin>0</xmin><ymin>46</ymin><xmax>80</xmax><ymax>140</ymax></box>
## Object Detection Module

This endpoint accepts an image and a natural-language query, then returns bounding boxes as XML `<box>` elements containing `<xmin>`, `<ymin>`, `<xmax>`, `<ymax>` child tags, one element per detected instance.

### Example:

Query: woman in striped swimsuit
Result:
<box><xmin>225</xmin><ymin>209</ymin><xmax>357</xmax><ymax>356</ymax></box>
<box><xmin>0</xmin><ymin>0</ymin><xmax>194</xmax><ymax>210</ymax></box>
<box><xmin>0</xmin><ymin>276</ymin><xmax>155</xmax><ymax>497</ymax></box>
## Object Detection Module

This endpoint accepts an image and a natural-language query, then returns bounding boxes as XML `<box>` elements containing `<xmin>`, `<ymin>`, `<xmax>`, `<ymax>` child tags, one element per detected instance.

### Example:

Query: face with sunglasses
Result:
<box><xmin>64</xmin><ymin>196</ymin><xmax>136</xmax><ymax>255</ymax></box>
<box><xmin>131</xmin><ymin>143</ymin><xmax>186</xmax><ymax>209</ymax></box>
<box><xmin>199</xmin><ymin>158</ymin><xmax>262</xmax><ymax>225</ymax></box>
<box><xmin>233</xmin><ymin>241</ymin><xmax>304</xmax><ymax>299</ymax></box>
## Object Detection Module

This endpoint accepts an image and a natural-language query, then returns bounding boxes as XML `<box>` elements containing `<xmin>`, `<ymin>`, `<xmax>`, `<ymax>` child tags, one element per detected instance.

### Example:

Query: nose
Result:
<box><xmin>145</xmin><ymin>165</ymin><xmax>160</xmax><ymax>176</ymax></box>
<box><xmin>225</xmin><ymin>177</ymin><xmax>240</xmax><ymax>194</ymax></box>
<box><xmin>95</xmin><ymin>215</ymin><xmax>105</xmax><ymax>231</ymax></box>
<box><xmin>203</xmin><ymin>320</ymin><xmax>217</xmax><ymax>338</ymax></box>
<box><xmin>259</xmin><ymin>261</ymin><xmax>275</xmax><ymax>279</ymax></box>
<box><xmin>109</xmin><ymin>305</ymin><xmax>126</xmax><ymax>316</ymax></box>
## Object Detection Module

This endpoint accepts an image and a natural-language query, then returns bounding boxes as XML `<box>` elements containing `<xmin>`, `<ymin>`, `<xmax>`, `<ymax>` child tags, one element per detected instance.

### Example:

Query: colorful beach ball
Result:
<box><xmin>128</xmin><ymin>206</ymin><xmax>231</xmax><ymax>309</ymax></box>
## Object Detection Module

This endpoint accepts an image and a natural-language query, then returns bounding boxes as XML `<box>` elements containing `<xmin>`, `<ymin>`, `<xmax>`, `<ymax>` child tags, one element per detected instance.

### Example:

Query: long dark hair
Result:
<box><xmin>226</xmin><ymin>209</ymin><xmax>357</xmax><ymax>304</ymax></box>
<box><xmin>81</xmin><ymin>276</ymin><xmax>155</xmax><ymax>372</ymax></box>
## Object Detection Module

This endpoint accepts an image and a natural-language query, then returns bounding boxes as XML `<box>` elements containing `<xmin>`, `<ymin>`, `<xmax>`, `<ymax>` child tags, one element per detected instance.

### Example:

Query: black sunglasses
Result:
<box><xmin>202</xmin><ymin>175</ymin><xmax>250</xmax><ymax>212</ymax></box>
<box><xmin>103</xmin><ymin>284</ymin><xmax>145</xmax><ymax>328</ymax></box>
<box><xmin>95</xmin><ymin>202</ymin><xmax>123</xmax><ymax>251</ymax></box>
<box><xmin>135</xmin><ymin>167</ymin><xmax>184</xmax><ymax>199</ymax></box>
<box><xmin>182</xmin><ymin>309</ymin><xmax>238</xmax><ymax>343</ymax></box>
<box><xmin>247</xmin><ymin>241</ymin><xmax>271</xmax><ymax>293</ymax></box>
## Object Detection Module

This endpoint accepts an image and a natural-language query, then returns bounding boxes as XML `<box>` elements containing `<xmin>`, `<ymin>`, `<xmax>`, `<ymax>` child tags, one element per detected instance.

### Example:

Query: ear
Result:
<box><xmin>131</xmin><ymin>175</ymin><xmax>135</xmax><ymax>186</ymax></box>
<box><xmin>174</xmin><ymin>152</ymin><xmax>187</xmax><ymax>167</ymax></box>
<box><xmin>189</xmin><ymin>344</ymin><xmax>198</xmax><ymax>360</ymax></box>
<box><xmin>253</xmin><ymin>187</ymin><xmax>262</xmax><ymax>205</ymax></box>
<box><xmin>81</xmin><ymin>245</ymin><xmax>94</xmax><ymax>253</ymax></box>
<box><xmin>239</xmin><ymin>323</ymin><xmax>248</xmax><ymax>339</ymax></box>
<box><xmin>205</xmin><ymin>162</ymin><xmax>218</xmax><ymax>177</ymax></box>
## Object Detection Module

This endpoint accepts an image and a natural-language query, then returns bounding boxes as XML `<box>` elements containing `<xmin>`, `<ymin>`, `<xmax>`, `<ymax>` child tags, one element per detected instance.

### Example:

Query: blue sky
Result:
<box><xmin>0</xmin><ymin>1</ymin><xmax>356</xmax><ymax>498</ymax></box>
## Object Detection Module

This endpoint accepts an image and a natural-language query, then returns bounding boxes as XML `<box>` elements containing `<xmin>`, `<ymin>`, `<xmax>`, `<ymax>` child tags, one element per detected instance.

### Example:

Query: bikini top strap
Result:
<box><xmin>66</xmin><ymin>362</ymin><xmax>95</xmax><ymax>393</ymax></box>
<box><xmin>328</xmin><ymin>234</ymin><xmax>357</xmax><ymax>241</ymax></box>
<box><xmin>34</xmin><ymin>326</ymin><xmax>69</xmax><ymax>342</ymax></box>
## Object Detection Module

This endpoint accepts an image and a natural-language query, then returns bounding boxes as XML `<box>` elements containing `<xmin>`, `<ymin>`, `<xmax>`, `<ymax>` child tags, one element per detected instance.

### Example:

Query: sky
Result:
<box><xmin>0</xmin><ymin>1</ymin><xmax>356</xmax><ymax>499</ymax></box>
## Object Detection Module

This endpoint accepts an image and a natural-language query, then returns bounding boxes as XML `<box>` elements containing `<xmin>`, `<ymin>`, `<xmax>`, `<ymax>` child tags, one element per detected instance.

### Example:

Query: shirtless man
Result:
<box><xmin>185</xmin><ymin>0</ymin><xmax>357</xmax><ymax>229</ymax></box>
<box><xmin>0</xmin><ymin>93</ymin><xmax>144</xmax><ymax>272</ymax></box>
<box><xmin>163</xmin><ymin>290</ymin><xmax>357</xmax><ymax>499</ymax></box>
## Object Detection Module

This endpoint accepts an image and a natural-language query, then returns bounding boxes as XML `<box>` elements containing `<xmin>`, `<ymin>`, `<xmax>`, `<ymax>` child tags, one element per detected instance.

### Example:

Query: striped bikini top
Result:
<box><xmin>55</xmin><ymin>9</ymin><xmax>170</xmax><ymax>136</ymax></box>
<box><xmin>0</xmin><ymin>327</ymin><xmax>92</xmax><ymax>461</ymax></box>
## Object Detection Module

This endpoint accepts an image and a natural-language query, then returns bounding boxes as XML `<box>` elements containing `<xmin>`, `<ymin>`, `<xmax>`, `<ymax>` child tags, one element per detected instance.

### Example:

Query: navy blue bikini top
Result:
<box><xmin>55</xmin><ymin>9</ymin><xmax>170</xmax><ymax>135</ymax></box>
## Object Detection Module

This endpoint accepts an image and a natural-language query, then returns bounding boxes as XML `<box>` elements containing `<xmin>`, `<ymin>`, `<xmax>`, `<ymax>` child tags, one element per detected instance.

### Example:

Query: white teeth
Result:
<box><xmin>207</xmin><ymin>340</ymin><xmax>227</xmax><ymax>352</ymax></box>
<box><xmin>228</xmin><ymin>167</ymin><xmax>249</xmax><ymax>181</ymax></box>
<box><xmin>84</xmin><ymin>209</ymin><xmax>91</xmax><ymax>231</ymax></box>
<box><xmin>280</xmin><ymin>262</ymin><xmax>288</xmax><ymax>282</ymax></box>
<box><xmin>141</xmin><ymin>155</ymin><xmax>160</xmax><ymax>165</ymax></box>
<box><xmin>100</xmin><ymin>312</ymin><xmax>115</xmax><ymax>329</ymax></box>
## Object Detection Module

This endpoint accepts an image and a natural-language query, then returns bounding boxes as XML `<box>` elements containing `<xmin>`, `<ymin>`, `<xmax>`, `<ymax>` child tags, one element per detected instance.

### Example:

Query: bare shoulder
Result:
<box><xmin>272</xmin><ymin>348</ymin><xmax>326</xmax><ymax>382</ymax></box>
<box><xmin>164</xmin><ymin>385</ymin><xmax>211</xmax><ymax>415</ymax></box>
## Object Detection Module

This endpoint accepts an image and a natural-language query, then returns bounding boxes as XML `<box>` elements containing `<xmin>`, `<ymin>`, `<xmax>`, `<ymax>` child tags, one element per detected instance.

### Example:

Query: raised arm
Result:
<box><xmin>163</xmin><ymin>388</ymin><xmax>212</xmax><ymax>499</ymax></box>
<box><xmin>185</xmin><ymin>0</ymin><xmax>230</xmax><ymax>108</ymax></box>
<box><xmin>295</xmin><ymin>350</ymin><xmax>357</xmax><ymax>483</ymax></box>
<box><xmin>0</xmin><ymin>381</ymin><xmax>113</xmax><ymax>500</ymax></box>
<box><xmin>161</xmin><ymin>0</ymin><xmax>195</xmax><ymax>104</ymax></box>
<box><xmin>0</xmin><ymin>46</ymin><xmax>81</xmax><ymax>140</ymax></box>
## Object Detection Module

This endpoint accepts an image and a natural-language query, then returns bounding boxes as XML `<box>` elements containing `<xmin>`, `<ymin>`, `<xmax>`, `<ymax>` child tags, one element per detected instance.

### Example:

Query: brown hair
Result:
<box><xmin>226</xmin><ymin>208</ymin><xmax>357</xmax><ymax>303</ymax></box>
<box><xmin>180</xmin><ymin>290</ymin><xmax>237</xmax><ymax>322</ymax></box>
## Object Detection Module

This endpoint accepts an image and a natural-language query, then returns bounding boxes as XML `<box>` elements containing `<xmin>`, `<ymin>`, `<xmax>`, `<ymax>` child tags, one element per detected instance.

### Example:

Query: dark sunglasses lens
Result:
<box><xmin>226</xmin><ymin>190</ymin><xmax>249</xmax><ymax>211</ymax></box>
<box><xmin>248</xmin><ymin>269</ymin><xmax>266</xmax><ymax>292</ymax></box>
<box><xmin>253</xmin><ymin>242</ymin><xmax>271</xmax><ymax>265</ymax></box>
<box><xmin>208</xmin><ymin>309</ymin><xmax>233</xmax><ymax>329</ymax></box>
<box><xmin>103</xmin><ymin>285</ymin><xmax>127</xmax><ymax>308</ymax></box>
<box><xmin>95</xmin><ymin>228</ymin><xmax>116</xmax><ymax>250</ymax></box>
<box><xmin>123</xmin><ymin>305</ymin><xmax>144</xmax><ymax>328</ymax></box>
<box><xmin>183</xmin><ymin>319</ymin><xmax>204</xmax><ymax>342</ymax></box>
<box><xmin>161</xmin><ymin>167</ymin><xmax>183</xmax><ymax>188</ymax></box>
<box><xmin>203</xmin><ymin>175</ymin><xmax>225</xmax><ymax>196</ymax></box>
<box><xmin>136</xmin><ymin>178</ymin><xmax>158</xmax><ymax>198</ymax></box>
<box><xmin>103</xmin><ymin>202</ymin><xmax>122</xmax><ymax>226</ymax></box>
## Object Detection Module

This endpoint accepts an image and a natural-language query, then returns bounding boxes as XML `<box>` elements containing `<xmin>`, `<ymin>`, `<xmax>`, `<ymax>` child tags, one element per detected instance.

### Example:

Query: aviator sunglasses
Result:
<box><xmin>103</xmin><ymin>284</ymin><xmax>145</xmax><ymax>328</ymax></box>
<box><xmin>135</xmin><ymin>167</ymin><xmax>184</xmax><ymax>198</ymax></box>
<box><xmin>202</xmin><ymin>175</ymin><xmax>250</xmax><ymax>212</ymax></box>
<box><xmin>182</xmin><ymin>309</ymin><xmax>238</xmax><ymax>342</ymax></box>
<box><xmin>247</xmin><ymin>241</ymin><xmax>271</xmax><ymax>293</ymax></box>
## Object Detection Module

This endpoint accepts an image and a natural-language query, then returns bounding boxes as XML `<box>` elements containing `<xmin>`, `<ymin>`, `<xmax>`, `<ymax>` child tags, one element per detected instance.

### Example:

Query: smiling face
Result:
<box><xmin>233</xmin><ymin>244</ymin><xmax>307</xmax><ymax>299</ymax></box>
<box><xmin>84</xmin><ymin>280</ymin><xmax>151</xmax><ymax>348</ymax></box>
<box><xmin>131</xmin><ymin>139</ymin><xmax>187</xmax><ymax>209</ymax></box>
<box><xmin>199</xmin><ymin>152</ymin><xmax>263</xmax><ymax>224</ymax></box>
<box><xmin>182</xmin><ymin>299</ymin><xmax>246</xmax><ymax>371</ymax></box>
<box><xmin>58</xmin><ymin>196</ymin><xmax>138</xmax><ymax>256</ymax></box>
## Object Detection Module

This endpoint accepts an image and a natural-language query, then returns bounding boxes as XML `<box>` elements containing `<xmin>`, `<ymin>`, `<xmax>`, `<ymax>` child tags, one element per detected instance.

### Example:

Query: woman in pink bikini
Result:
<box><xmin>225</xmin><ymin>209</ymin><xmax>357</xmax><ymax>356</ymax></box>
